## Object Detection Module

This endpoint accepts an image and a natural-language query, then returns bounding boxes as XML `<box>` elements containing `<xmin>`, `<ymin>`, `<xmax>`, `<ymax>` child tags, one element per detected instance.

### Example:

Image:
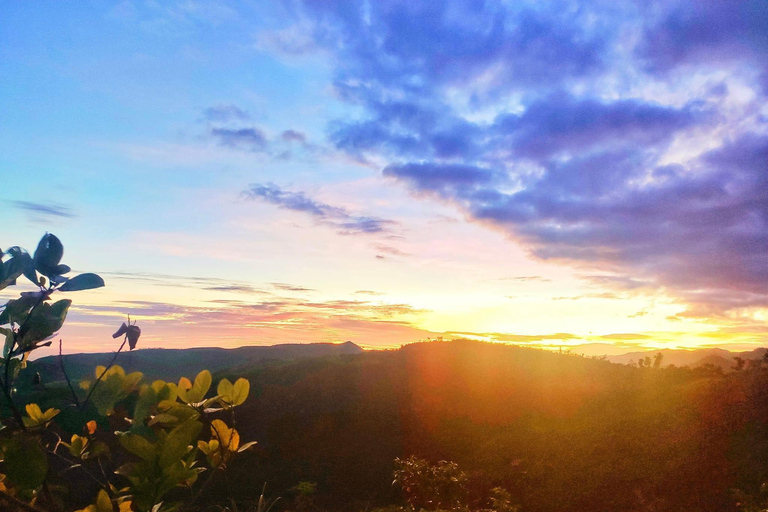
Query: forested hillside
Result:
<box><xmin>204</xmin><ymin>340</ymin><xmax>768</xmax><ymax>512</ymax></box>
<box><xmin>28</xmin><ymin>341</ymin><xmax>363</xmax><ymax>382</ymax></box>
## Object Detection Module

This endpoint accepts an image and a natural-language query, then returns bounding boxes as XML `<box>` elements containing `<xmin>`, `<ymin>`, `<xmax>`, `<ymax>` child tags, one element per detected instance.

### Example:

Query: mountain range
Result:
<box><xmin>29</xmin><ymin>341</ymin><xmax>363</xmax><ymax>382</ymax></box>
<box><xmin>28</xmin><ymin>341</ymin><xmax>767</xmax><ymax>386</ymax></box>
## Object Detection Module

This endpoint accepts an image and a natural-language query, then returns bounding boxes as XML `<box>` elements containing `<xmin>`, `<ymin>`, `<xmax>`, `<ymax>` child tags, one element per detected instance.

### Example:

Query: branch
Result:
<box><xmin>81</xmin><ymin>337</ymin><xmax>127</xmax><ymax>410</ymax></box>
<box><xmin>0</xmin><ymin>491</ymin><xmax>45</xmax><ymax>512</ymax></box>
<box><xmin>58</xmin><ymin>339</ymin><xmax>81</xmax><ymax>409</ymax></box>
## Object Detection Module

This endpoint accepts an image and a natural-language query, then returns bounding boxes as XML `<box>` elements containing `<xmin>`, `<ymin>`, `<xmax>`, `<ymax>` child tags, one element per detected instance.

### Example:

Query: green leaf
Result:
<box><xmin>0</xmin><ymin>255</ymin><xmax>23</xmax><ymax>290</ymax></box>
<box><xmin>5</xmin><ymin>247</ymin><xmax>37</xmax><ymax>285</ymax></box>
<box><xmin>87</xmin><ymin>366</ymin><xmax>143</xmax><ymax>415</ymax></box>
<box><xmin>2</xmin><ymin>333</ymin><xmax>12</xmax><ymax>359</ymax></box>
<box><xmin>217</xmin><ymin>377</ymin><xmax>250</xmax><ymax>407</ymax></box>
<box><xmin>59</xmin><ymin>273</ymin><xmax>105</xmax><ymax>292</ymax></box>
<box><xmin>231</xmin><ymin>378</ymin><xmax>249</xmax><ymax>406</ymax></box>
<box><xmin>120</xmin><ymin>433</ymin><xmax>157</xmax><ymax>461</ymax></box>
<box><xmin>159</xmin><ymin>419</ymin><xmax>202</xmax><ymax>469</ymax></box>
<box><xmin>133</xmin><ymin>381</ymin><xmax>176</xmax><ymax>431</ymax></box>
<box><xmin>217</xmin><ymin>379</ymin><xmax>233</xmax><ymax>402</ymax></box>
<box><xmin>33</xmin><ymin>233</ymin><xmax>64</xmax><ymax>277</ymax></box>
<box><xmin>2</xmin><ymin>434</ymin><xmax>48</xmax><ymax>489</ymax></box>
<box><xmin>17</xmin><ymin>299</ymin><xmax>71</xmax><ymax>349</ymax></box>
<box><xmin>95</xmin><ymin>489</ymin><xmax>113</xmax><ymax>512</ymax></box>
<box><xmin>181</xmin><ymin>370</ymin><xmax>211</xmax><ymax>404</ymax></box>
<box><xmin>1</xmin><ymin>291</ymin><xmax>47</xmax><ymax>325</ymax></box>
<box><xmin>149</xmin><ymin>413</ymin><xmax>179</xmax><ymax>427</ymax></box>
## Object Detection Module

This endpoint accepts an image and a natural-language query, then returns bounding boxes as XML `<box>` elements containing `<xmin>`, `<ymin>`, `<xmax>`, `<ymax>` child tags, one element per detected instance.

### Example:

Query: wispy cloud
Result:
<box><xmin>210</xmin><ymin>127</ymin><xmax>267</xmax><ymax>151</ymax></box>
<box><xmin>354</xmin><ymin>290</ymin><xmax>385</xmax><ymax>296</ymax></box>
<box><xmin>60</xmin><ymin>295</ymin><xmax>432</xmax><ymax>351</ymax></box>
<box><xmin>202</xmin><ymin>104</ymin><xmax>251</xmax><ymax>122</ymax></box>
<box><xmin>10</xmin><ymin>200</ymin><xmax>75</xmax><ymax>220</ymax></box>
<box><xmin>270</xmin><ymin>282</ymin><xmax>315</xmax><ymax>293</ymax></box>
<box><xmin>494</xmin><ymin>276</ymin><xmax>552</xmax><ymax>283</ymax></box>
<box><xmin>374</xmin><ymin>244</ymin><xmax>410</xmax><ymax>257</ymax></box>
<box><xmin>101</xmin><ymin>271</ymin><xmax>270</xmax><ymax>295</ymax></box>
<box><xmin>244</xmin><ymin>183</ymin><xmax>399</xmax><ymax>235</ymax></box>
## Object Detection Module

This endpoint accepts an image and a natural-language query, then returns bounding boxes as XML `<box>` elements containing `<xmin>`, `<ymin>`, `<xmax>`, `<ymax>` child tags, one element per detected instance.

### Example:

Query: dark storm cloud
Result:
<box><xmin>244</xmin><ymin>183</ymin><xmax>398</xmax><ymax>235</ymax></box>
<box><xmin>273</xmin><ymin>0</ymin><xmax>768</xmax><ymax>317</ymax></box>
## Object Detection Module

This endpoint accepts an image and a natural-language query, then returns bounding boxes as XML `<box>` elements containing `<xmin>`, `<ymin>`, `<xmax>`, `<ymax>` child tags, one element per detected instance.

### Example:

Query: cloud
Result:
<box><xmin>282</xmin><ymin>129</ymin><xmax>307</xmax><ymax>143</ymax></box>
<box><xmin>244</xmin><ymin>183</ymin><xmax>398</xmax><ymax>235</ymax></box>
<box><xmin>204</xmin><ymin>285</ymin><xmax>264</xmax><ymax>294</ymax></box>
<box><xmin>62</xmin><ymin>295</ymin><xmax>432</xmax><ymax>350</ymax></box>
<box><xmin>101</xmin><ymin>271</ymin><xmax>271</xmax><ymax>295</ymax></box>
<box><xmin>270</xmin><ymin>282</ymin><xmax>315</xmax><ymax>292</ymax></box>
<box><xmin>10</xmin><ymin>201</ymin><xmax>75</xmax><ymax>219</ymax></box>
<box><xmin>374</xmin><ymin>244</ymin><xmax>410</xmax><ymax>257</ymax></box>
<box><xmin>269</xmin><ymin>0</ymin><xmax>768</xmax><ymax>319</ymax></box>
<box><xmin>210</xmin><ymin>127</ymin><xmax>267</xmax><ymax>151</ymax></box>
<box><xmin>202</xmin><ymin>104</ymin><xmax>251</xmax><ymax>122</ymax></box>
<box><xmin>446</xmin><ymin>331</ymin><xmax>580</xmax><ymax>344</ymax></box>
<box><xmin>494</xmin><ymin>276</ymin><xmax>552</xmax><ymax>283</ymax></box>
<box><xmin>637</xmin><ymin>1</ymin><xmax>768</xmax><ymax>75</ymax></box>
<box><xmin>599</xmin><ymin>333</ymin><xmax>651</xmax><ymax>340</ymax></box>
<box><xmin>354</xmin><ymin>290</ymin><xmax>385</xmax><ymax>296</ymax></box>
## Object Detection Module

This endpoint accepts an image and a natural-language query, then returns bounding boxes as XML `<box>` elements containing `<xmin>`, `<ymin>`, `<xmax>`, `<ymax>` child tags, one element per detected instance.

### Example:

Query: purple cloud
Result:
<box><xmin>282</xmin><ymin>129</ymin><xmax>307</xmax><ymax>143</ymax></box>
<box><xmin>638</xmin><ymin>0</ymin><xmax>768</xmax><ymax>74</ymax></box>
<box><xmin>211</xmin><ymin>127</ymin><xmax>267</xmax><ymax>151</ymax></box>
<box><xmin>202</xmin><ymin>104</ymin><xmax>251</xmax><ymax>122</ymax></box>
<box><xmin>244</xmin><ymin>183</ymin><xmax>398</xmax><ymax>235</ymax></box>
<box><xmin>272</xmin><ymin>0</ymin><xmax>768</xmax><ymax>317</ymax></box>
<box><xmin>10</xmin><ymin>201</ymin><xmax>76</xmax><ymax>219</ymax></box>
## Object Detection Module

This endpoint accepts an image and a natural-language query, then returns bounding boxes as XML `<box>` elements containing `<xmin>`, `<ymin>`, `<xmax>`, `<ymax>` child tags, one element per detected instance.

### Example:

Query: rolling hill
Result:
<box><xmin>28</xmin><ymin>341</ymin><xmax>363</xmax><ymax>382</ymax></box>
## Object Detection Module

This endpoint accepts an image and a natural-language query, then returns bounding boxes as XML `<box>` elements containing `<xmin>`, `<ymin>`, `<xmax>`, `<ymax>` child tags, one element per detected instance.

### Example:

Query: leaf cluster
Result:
<box><xmin>0</xmin><ymin>234</ymin><xmax>257</xmax><ymax>512</ymax></box>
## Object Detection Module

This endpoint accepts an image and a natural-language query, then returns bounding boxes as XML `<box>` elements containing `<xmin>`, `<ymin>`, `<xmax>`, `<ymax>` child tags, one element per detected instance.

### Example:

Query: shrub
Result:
<box><xmin>0</xmin><ymin>234</ymin><xmax>256</xmax><ymax>512</ymax></box>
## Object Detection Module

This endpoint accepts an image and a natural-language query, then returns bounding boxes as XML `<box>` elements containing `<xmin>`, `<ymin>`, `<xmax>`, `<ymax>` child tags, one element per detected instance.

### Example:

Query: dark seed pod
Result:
<box><xmin>126</xmin><ymin>325</ymin><xmax>141</xmax><ymax>350</ymax></box>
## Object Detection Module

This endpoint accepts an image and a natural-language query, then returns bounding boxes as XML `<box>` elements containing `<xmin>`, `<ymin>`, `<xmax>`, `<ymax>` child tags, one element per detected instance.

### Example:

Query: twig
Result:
<box><xmin>82</xmin><ymin>337</ymin><xmax>127</xmax><ymax>409</ymax></box>
<box><xmin>0</xmin><ymin>491</ymin><xmax>44</xmax><ymax>512</ymax></box>
<box><xmin>41</xmin><ymin>481</ymin><xmax>61</xmax><ymax>512</ymax></box>
<box><xmin>183</xmin><ymin>466</ymin><xmax>223</xmax><ymax>511</ymax></box>
<box><xmin>58</xmin><ymin>339</ymin><xmax>81</xmax><ymax>409</ymax></box>
<box><xmin>49</xmin><ymin>450</ymin><xmax>110</xmax><ymax>492</ymax></box>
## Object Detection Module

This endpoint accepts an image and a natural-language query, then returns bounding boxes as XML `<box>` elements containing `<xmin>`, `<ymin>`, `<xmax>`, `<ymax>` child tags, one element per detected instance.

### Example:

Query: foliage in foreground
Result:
<box><xmin>0</xmin><ymin>234</ymin><xmax>256</xmax><ymax>512</ymax></box>
<box><xmin>371</xmin><ymin>456</ymin><xmax>518</xmax><ymax>512</ymax></box>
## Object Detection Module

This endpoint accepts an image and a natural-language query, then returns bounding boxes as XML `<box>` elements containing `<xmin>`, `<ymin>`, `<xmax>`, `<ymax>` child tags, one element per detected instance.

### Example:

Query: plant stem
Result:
<box><xmin>50</xmin><ymin>450</ymin><xmax>110</xmax><ymax>493</ymax></box>
<box><xmin>1</xmin><ymin>289</ymin><xmax>47</xmax><ymax>430</ymax></box>
<box><xmin>82</xmin><ymin>337</ymin><xmax>127</xmax><ymax>409</ymax></box>
<box><xmin>58</xmin><ymin>339</ymin><xmax>81</xmax><ymax>409</ymax></box>
<box><xmin>182</xmin><ymin>466</ymin><xmax>222</xmax><ymax>511</ymax></box>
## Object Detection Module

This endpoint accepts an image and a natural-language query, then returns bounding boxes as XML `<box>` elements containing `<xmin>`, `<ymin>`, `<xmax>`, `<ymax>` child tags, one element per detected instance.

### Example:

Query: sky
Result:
<box><xmin>1</xmin><ymin>0</ymin><xmax>767</xmax><ymax>356</ymax></box>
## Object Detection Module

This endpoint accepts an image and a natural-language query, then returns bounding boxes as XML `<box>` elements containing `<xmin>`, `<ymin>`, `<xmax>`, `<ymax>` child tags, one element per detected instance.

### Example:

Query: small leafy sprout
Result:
<box><xmin>75</xmin><ymin>489</ymin><xmax>133</xmax><ymax>512</ymax></box>
<box><xmin>113</xmin><ymin>316</ymin><xmax>141</xmax><ymax>350</ymax></box>
<box><xmin>198</xmin><ymin>419</ymin><xmax>255</xmax><ymax>469</ymax></box>
<box><xmin>177</xmin><ymin>370</ymin><xmax>212</xmax><ymax>406</ymax></box>
<box><xmin>64</xmin><ymin>434</ymin><xmax>89</xmax><ymax>458</ymax></box>
<box><xmin>217</xmin><ymin>377</ymin><xmax>250</xmax><ymax>408</ymax></box>
<box><xmin>22</xmin><ymin>403</ymin><xmax>60</xmax><ymax>428</ymax></box>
